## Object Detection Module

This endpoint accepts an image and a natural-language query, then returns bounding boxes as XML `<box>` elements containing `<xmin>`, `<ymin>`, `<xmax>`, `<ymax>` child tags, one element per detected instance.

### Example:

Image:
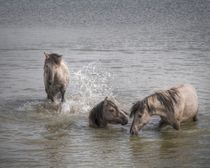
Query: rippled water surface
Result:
<box><xmin>0</xmin><ymin>1</ymin><xmax>210</xmax><ymax>168</ymax></box>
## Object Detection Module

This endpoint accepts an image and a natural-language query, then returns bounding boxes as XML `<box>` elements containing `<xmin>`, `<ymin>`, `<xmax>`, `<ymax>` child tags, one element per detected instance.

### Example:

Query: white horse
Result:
<box><xmin>44</xmin><ymin>52</ymin><xmax>70</xmax><ymax>103</ymax></box>
<box><xmin>130</xmin><ymin>84</ymin><xmax>198</xmax><ymax>135</ymax></box>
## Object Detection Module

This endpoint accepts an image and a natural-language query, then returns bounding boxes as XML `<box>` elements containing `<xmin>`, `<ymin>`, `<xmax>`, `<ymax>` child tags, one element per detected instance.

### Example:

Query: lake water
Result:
<box><xmin>0</xmin><ymin>1</ymin><xmax>210</xmax><ymax>168</ymax></box>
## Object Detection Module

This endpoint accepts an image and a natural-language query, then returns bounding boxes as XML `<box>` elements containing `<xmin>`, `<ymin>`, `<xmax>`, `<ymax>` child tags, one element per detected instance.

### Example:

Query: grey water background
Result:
<box><xmin>0</xmin><ymin>0</ymin><xmax>210</xmax><ymax>167</ymax></box>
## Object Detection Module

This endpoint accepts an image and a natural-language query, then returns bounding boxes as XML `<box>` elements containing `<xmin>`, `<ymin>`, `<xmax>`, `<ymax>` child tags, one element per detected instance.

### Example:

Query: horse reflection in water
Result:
<box><xmin>89</xmin><ymin>97</ymin><xmax>128</xmax><ymax>128</ymax></box>
<box><xmin>130</xmin><ymin>84</ymin><xmax>198</xmax><ymax>135</ymax></box>
<box><xmin>44</xmin><ymin>52</ymin><xmax>70</xmax><ymax>103</ymax></box>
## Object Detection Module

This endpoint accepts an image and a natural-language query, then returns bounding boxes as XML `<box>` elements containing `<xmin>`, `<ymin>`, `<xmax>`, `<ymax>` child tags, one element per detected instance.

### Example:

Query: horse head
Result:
<box><xmin>102</xmin><ymin>97</ymin><xmax>128</xmax><ymax>126</ymax></box>
<box><xmin>89</xmin><ymin>97</ymin><xmax>128</xmax><ymax>128</ymax></box>
<box><xmin>130</xmin><ymin>100</ymin><xmax>151</xmax><ymax>135</ymax></box>
<box><xmin>44</xmin><ymin>52</ymin><xmax>62</xmax><ymax>85</ymax></box>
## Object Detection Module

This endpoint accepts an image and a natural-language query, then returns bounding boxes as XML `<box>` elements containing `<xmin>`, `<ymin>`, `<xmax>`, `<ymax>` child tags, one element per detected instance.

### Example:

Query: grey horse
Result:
<box><xmin>89</xmin><ymin>97</ymin><xmax>128</xmax><ymax>128</ymax></box>
<box><xmin>130</xmin><ymin>84</ymin><xmax>198</xmax><ymax>135</ymax></box>
<box><xmin>44</xmin><ymin>52</ymin><xmax>70</xmax><ymax>102</ymax></box>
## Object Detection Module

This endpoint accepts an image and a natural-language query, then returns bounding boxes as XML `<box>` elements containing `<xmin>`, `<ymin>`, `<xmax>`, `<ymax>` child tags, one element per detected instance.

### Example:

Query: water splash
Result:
<box><xmin>66</xmin><ymin>62</ymin><xmax>114</xmax><ymax>113</ymax></box>
<box><xmin>18</xmin><ymin>62</ymin><xmax>115</xmax><ymax>115</ymax></box>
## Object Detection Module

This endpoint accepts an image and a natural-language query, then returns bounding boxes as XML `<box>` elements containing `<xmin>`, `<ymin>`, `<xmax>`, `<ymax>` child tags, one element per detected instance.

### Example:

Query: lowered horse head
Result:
<box><xmin>130</xmin><ymin>88</ymin><xmax>180</xmax><ymax>135</ymax></box>
<box><xmin>44</xmin><ymin>52</ymin><xmax>69</xmax><ymax>102</ymax></box>
<box><xmin>129</xmin><ymin>100</ymin><xmax>152</xmax><ymax>135</ymax></box>
<box><xmin>89</xmin><ymin>97</ymin><xmax>128</xmax><ymax>128</ymax></box>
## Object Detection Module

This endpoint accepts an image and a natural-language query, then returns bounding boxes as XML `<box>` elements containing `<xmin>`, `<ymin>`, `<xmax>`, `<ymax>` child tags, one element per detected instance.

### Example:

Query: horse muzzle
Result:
<box><xmin>121</xmin><ymin>118</ymin><xmax>128</xmax><ymax>125</ymax></box>
<box><xmin>130</xmin><ymin>125</ymin><xmax>139</xmax><ymax>136</ymax></box>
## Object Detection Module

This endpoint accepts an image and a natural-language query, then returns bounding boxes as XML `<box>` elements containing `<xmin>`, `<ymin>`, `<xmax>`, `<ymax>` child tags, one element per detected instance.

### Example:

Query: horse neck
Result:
<box><xmin>147</xmin><ymin>96</ymin><xmax>167</xmax><ymax>118</ymax></box>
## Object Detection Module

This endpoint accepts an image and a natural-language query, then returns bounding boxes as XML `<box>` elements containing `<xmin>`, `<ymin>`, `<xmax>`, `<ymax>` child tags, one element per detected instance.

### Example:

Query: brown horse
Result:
<box><xmin>130</xmin><ymin>84</ymin><xmax>198</xmax><ymax>135</ymax></box>
<box><xmin>89</xmin><ymin>97</ymin><xmax>128</xmax><ymax>128</ymax></box>
<box><xmin>44</xmin><ymin>52</ymin><xmax>70</xmax><ymax>102</ymax></box>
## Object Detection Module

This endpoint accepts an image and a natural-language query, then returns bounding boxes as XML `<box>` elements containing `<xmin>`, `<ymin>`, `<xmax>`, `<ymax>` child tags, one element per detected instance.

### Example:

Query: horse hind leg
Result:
<box><xmin>193</xmin><ymin>115</ymin><xmax>198</xmax><ymax>121</ymax></box>
<box><xmin>193</xmin><ymin>108</ymin><xmax>198</xmax><ymax>121</ymax></box>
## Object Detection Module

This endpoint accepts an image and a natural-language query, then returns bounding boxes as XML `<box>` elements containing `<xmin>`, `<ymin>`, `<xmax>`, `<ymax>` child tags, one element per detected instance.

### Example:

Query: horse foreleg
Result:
<box><xmin>158</xmin><ymin>120</ymin><xmax>168</xmax><ymax>129</ymax></box>
<box><xmin>50</xmin><ymin>96</ymin><xmax>55</xmax><ymax>102</ymax></box>
<box><xmin>47</xmin><ymin>94</ymin><xmax>54</xmax><ymax>102</ymax></box>
<box><xmin>61</xmin><ymin>90</ymin><xmax>66</xmax><ymax>102</ymax></box>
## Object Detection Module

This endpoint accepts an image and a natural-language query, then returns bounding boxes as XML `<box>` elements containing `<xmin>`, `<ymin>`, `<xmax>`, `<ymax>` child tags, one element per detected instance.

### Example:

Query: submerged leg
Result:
<box><xmin>158</xmin><ymin>120</ymin><xmax>168</xmax><ymax>129</ymax></box>
<box><xmin>193</xmin><ymin>109</ymin><xmax>198</xmax><ymax>121</ymax></box>
<box><xmin>193</xmin><ymin>115</ymin><xmax>198</xmax><ymax>121</ymax></box>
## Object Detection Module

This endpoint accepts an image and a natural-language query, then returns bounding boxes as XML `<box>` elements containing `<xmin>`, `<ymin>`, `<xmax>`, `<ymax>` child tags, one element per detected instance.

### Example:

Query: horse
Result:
<box><xmin>89</xmin><ymin>97</ymin><xmax>128</xmax><ymax>128</ymax></box>
<box><xmin>130</xmin><ymin>84</ymin><xmax>198</xmax><ymax>135</ymax></box>
<box><xmin>44</xmin><ymin>52</ymin><xmax>70</xmax><ymax>103</ymax></box>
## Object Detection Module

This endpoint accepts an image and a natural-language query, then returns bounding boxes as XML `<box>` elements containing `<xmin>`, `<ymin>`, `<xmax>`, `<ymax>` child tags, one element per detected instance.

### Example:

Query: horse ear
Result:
<box><xmin>44</xmin><ymin>52</ymin><xmax>49</xmax><ymax>59</ymax></box>
<box><xmin>103</xmin><ymin>97</ymin><xmax>108</xmax><ymax>106</ymax></box>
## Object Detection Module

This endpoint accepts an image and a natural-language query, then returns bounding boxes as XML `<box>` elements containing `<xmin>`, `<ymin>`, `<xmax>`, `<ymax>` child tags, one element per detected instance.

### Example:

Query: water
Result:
<box><xmin>0</xmin><ymin>0</ymin><xmax>210</xmax><ymax>167</ymax></box>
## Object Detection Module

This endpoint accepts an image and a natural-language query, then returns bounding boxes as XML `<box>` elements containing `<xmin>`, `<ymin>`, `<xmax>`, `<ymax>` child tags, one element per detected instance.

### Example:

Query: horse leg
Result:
<box><xmin>47</xmin><ymin>94</ymin><xmax>55</xmax><ymax>102</ymax></box>
<box><xmin>158</xmin><ymin>120</ymin><xmax>168</xmax><ymax>129</ymax></box>
<box><xmin>193</xmin><ymin>115</ymin><xmax>198</xmax><ymax>121</ymax></box>
<box><xmin>193</xmin><ymin>109</ymin><xmax>198</xmax><ymax>121</ymax></box>
<box><xmin>61</xmin><ymin>89</ymin><xmax>66</xmax><ymax>102</ymax></box>
<box><xmin>50</xmin><ymin>96</ymin><xmax>55</xmax><ymax>102</ymax></box>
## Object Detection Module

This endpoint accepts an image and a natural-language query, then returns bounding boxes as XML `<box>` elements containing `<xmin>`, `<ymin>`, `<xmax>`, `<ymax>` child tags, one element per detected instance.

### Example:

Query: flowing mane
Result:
<box><xmin>130</xmin><ymin>88</ymin><xmax>180</xmax><ymax>118</ymax></box>
<box><xmin>89</xmin><ymin>100</ymin><xmax>106</xmax><ymax>127</ymax></box>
